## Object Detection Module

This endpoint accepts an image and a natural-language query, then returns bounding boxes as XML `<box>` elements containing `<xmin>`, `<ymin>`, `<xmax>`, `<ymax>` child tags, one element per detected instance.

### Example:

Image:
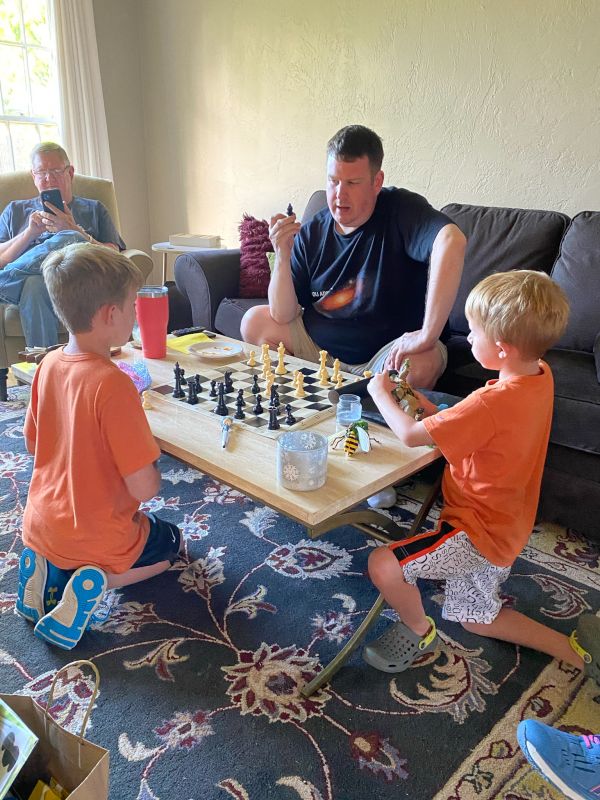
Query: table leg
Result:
<box><xmin>302</xmin><ymin>470</ymin><xmax>444</xmax><ymax>696</ymax></box>
<box><xmin>302</xmin><ymin>594</ymin><xmax>385</xmax><ymax>697</ymax></box>
<box><xmin>161</xmin><ymin>253</ymin><xmax>168</xmax><ymax>285</ymax></box>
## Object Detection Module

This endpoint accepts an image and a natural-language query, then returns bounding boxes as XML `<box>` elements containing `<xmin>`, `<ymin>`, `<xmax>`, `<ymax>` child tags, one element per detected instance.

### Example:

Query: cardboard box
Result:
<box><xmin>169</xmin><ymin>233</ymin><xmax>221</xmax><ymax>248</ymax></box>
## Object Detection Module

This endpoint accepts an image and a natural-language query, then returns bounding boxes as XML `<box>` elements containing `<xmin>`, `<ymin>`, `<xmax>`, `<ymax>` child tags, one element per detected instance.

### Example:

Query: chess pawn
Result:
<box><xmin>295</xmin><ymin>373</ymin><xmax>306</xmax><ymax>398</ymax></box>
<box><xmin>335</xmin><ymin>373</ymin><xmax>344</xmax><ymax>389</ymax></box>
<box><xmin>247</xmin><ymin>350</ymin><xmax>257</xmax><ymax>367</ymax></box>
<box><xmin>363</xmin><ymin>370</ymin><xmax>373</xmax><ymax>379</ymax></box>
<box><xmin>142</xmin><ymin>391</ymin><xmax>152</xmax><ymax>410</ymax></box>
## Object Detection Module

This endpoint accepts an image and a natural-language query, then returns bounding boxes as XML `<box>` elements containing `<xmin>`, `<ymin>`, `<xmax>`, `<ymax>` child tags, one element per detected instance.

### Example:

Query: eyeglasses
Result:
<box><xmin>32</xmin><ymin>166</ymin><xmax>70</xmax><ymax>179</ymax></box>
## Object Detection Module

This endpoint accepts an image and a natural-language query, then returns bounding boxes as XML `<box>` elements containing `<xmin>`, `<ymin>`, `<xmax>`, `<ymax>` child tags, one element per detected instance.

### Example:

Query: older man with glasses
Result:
<box><xmin>0</xmin><ymin>142</ymin><xmax>125</xmax><ymax>347</ymax></box>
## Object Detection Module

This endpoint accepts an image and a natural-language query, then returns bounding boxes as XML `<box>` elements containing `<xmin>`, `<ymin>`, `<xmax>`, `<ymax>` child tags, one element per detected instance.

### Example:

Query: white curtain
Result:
<box><xmin>52</xmin><ymin>0</ymin><xmax>113</xmax><ymax>179</ymax></box>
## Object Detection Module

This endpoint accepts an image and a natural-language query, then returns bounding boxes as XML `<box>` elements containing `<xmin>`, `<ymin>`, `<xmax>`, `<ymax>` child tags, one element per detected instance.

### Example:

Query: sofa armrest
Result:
<box><xmin>174</xmin><ymin>249</ymin><xmax>242</xmax><ymax>330</ymax></box>
<box><xmin>123</xmin><ymin>249</ymin><xmax>153</xmax><ymax>282</ymax></box>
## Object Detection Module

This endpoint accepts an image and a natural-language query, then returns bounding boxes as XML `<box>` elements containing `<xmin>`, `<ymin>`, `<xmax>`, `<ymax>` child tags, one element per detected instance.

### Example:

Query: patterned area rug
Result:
<box><xmin>1</xmin><ymin>386</ymin><xmax>599</xmax><ymax>800</ymax></box>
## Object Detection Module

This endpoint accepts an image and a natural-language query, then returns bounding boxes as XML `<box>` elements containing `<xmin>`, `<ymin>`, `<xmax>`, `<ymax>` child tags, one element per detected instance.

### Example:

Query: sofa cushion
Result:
<box><xmin>441</xmin><ymin>204</ymin><xmax>570</xmax><ymax>335</ymax></box>
<box><xmin>551</xmin><ymin>211</ymin><xmax>600</xmax><ymax>353</ymax></box>
<box><xmin>238</xmin><ymin>214</ymin><xmax>272</xmax><ymax>299</ymax></box>
<box><xmin>215</xmin><ymin>297</ymin><xmax>268</xmax><ymax>341</ymax></box>
<box><xmin>544</xmin><ymin>349</ymin><xmax>600</xmax><ymax>456</ymax></box>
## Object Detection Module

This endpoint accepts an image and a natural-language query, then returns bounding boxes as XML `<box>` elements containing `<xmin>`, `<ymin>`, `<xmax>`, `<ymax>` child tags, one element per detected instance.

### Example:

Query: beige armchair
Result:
<box><xmin>0</xmin><ymin>171</ymin><xmax>152</xmax><ymax>400</ymax></box>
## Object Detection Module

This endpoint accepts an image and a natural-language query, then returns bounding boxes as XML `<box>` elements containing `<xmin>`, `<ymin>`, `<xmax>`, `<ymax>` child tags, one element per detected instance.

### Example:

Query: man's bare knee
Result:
<box><xmin>409</xmin><ymin>348</ymin><xmax>445</xmax><ymax>390</ymax></box>
<box><xmin>240</xmin><ymin>304</ymin><xmax>271</xmax><ymax>344</ymax></box>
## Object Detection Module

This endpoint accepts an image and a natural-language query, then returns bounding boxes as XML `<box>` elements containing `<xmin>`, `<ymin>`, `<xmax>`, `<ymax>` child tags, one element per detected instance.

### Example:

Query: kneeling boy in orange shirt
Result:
<box><xmin>16</xmin><ymin>243</ymin><xmax>182</xmax><ymax>649</ymax></box>
<box><xmin>365</xmin><ymin>270</ymin><xmax>599</xmax><ymax>683</ymax></box>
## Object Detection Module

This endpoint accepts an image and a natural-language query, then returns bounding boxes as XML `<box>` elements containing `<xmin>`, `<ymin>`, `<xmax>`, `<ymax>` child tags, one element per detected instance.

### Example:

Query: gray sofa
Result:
<box><xmin>174</xmin><ymin>194</ymin><xmax>600</xmax><ymax>543</ymax></box>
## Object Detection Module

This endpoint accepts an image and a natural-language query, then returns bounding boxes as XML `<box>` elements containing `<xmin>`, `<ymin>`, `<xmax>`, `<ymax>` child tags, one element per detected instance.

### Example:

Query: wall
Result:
<box><xmin>92</xmin><ymin>0</ymin><xmax>152</xmax><ymax>266</ymax></box>
<box><xmin>96</xmin><ymin>0</ymin><xmax>600</xmax><ymax>259</ymax></box>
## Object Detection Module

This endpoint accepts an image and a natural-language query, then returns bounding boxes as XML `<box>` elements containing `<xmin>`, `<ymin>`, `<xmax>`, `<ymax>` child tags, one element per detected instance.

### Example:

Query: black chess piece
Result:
<box><xmin>284</xmin><ymin>403</ymin><xmax>297</xmax><ymax>425</ymax></box>
<box><xmin>194</xmin><ymin>374</ymin><xmax>202</xmax><ymax>393</ymax></box>
<box><xmin>214</xmin><ymin>382</ymin><xmax>229</xmax><ymax>416</ymax></box>
<box><xmin>268</xmin><ymin>406</ymin><xmax>280</xmax><ymax>430</ymax></box>
<box><xmin>234</xmin><ymin>396</ymin><xmax>245</xmax><ymax>420</ymax></box>
<box><xmin>287</xmin><ymin>203</ymin><xmax>293</xmax><ymax>216</ymax></box>
<box><xmin>180</xmin><ymin>367</ymin><xmax>187</xmax><ymax>385</ymax></box>
<box><xmin>251</xmin><ymin>375</ymin><xmax>260</xmax><ymax>395</ymax></box>
<box><xmin>270</xmin><ymin>385</ymin><xmax>280</xmax><ymax>407</ymax></box>
<box><xmin>253</xmin><ymin>394</ymin><xmax>263</xmax><ymax>415</ymax></box>
<box><xmin>224</xmin><ymin>371</ymin><xmax>234</xmax><ymax>393</ymax></box>
<box><xmin>237</xmin><ymin>387</ymin><xmax>246</xmax><ymax>406</ymax></box>
<box><xmin>172</xmin><ymin>362</ymin><xmax>185</xmax><ymax>398</ymax></box>
<box><xmin>186</xmin><ymin>380</ymin><xmax>198</xmax><ymax>405</ymax></box>
<box><xmin>209</xmin><ymin>379</ymin><xmax>217</xmax><ymax>398</ymax></box>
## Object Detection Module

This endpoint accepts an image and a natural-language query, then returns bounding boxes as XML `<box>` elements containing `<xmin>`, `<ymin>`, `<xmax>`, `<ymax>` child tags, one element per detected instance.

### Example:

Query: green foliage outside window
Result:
<box><xmin>0</xmin><ymin>0</ymin><xmax>59</xmax><ymax>172</ymax></box>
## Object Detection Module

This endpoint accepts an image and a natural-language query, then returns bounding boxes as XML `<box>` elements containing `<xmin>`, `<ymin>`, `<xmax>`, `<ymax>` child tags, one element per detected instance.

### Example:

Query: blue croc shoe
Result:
<box><xmin>16</xmin><ymin>547</ymin><xmax>47</xmax><ymax>624</ymax></box>
<box><xmin>34</xmin><ymin>565</ymin><xmax>107</xmax><ymax>650</ymax></box>
<box><xmin>517</xmin><ymin>719</ymin><xmax>600</xmax><ymax>800</ymax></box>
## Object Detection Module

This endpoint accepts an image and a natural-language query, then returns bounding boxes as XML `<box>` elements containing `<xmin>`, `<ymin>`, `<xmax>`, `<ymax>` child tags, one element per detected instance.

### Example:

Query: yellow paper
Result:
<box><xmin>11</xmin><ymin>361</ymin><xmax>37</xmax><ymax>373</ymax></box>
<box><xmin>28</xmin><ymin>781</ymin><xmax>61</xmax><ymax>800</ymax></box>
<box><xmin>166</xmin><ymin>333</ymin><xmax>211</xmax><ymax>353</ymax></box>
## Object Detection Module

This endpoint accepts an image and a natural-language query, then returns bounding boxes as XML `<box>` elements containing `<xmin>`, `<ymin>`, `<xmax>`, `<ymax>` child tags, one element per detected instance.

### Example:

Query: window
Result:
<box><xmin>0</xmin><ymin>0</ymin><xmax>59</xmax><ymax>173</ymax></box>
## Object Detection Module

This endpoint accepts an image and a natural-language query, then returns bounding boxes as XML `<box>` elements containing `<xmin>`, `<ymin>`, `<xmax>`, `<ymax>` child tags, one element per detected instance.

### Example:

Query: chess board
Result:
<box><xmin>149</xmin><ymin>357</ymin><xmax>357</xmax><ymax>439</ymax></box>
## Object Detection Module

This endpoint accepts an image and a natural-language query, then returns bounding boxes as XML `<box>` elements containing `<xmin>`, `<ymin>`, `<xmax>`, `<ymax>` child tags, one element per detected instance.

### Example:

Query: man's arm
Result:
<box><xmin>385</xmin><ymin>223</ymin><xmax>466</xmax><ymax>369</ymax></box>
<box><xmin>0</xmin><ymin>210</ymin><xmax>46</xmax><ymax>267</ymax></box>
<box><xmin>267</xmin><ymin>213</ymin><xmax>302</xmax><ymax>324</ymax></box>
<box><xmin>40</xmin><ymin>203</ymin><xmax>119</xmax><ymax>250</ymax></box>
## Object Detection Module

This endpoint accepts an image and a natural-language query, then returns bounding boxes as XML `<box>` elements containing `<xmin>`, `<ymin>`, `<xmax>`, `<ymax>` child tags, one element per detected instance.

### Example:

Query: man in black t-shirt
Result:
<box><xmin>240</xmin><ymin>125</ymin><xmax>466</xmax><ymax>389</ymax></box>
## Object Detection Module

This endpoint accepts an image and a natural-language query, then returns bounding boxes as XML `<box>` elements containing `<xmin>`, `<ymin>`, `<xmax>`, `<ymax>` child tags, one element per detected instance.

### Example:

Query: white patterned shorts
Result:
<box><xmin>389</xmin><ymin>523</ymin><xmax>511</xmax><ymax>624</ymax></box>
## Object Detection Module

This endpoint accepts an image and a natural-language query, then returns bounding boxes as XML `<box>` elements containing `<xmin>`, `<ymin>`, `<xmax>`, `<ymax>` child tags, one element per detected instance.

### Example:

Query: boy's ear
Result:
<box><xmin>93</xmin><ymin>303</ymin><xmax>115</xmax><ymax>327</ymax></box>
<box><xmin>495</xmin><ymin>340</ymin><xmax>516</xmax><ymax>360</ymax></box>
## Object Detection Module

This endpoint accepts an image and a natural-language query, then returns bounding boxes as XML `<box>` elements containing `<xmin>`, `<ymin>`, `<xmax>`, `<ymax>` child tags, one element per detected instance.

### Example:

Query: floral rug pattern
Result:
<box><xmin>0</xmin><ymin>387</ymin><xmax>599</xmax><ymax>800</ymax></box>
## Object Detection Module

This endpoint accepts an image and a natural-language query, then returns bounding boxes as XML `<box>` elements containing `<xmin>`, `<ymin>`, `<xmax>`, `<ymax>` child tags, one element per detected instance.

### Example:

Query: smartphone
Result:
<box><xmin>40</xmin><ymin>188</ymin><xmax>64</xmax><ymax>215</ymax></box>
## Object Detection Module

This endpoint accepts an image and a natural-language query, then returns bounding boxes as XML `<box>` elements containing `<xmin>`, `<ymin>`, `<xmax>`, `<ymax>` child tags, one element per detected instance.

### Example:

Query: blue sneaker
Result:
<box><xmin>517</xmin><ymin>719</ymin><xmax>600</xmax><ymax>799</ymax></box>
<box><xmin>16</xmin><ymin>547</ymin><xmax>46</xmax><ymax>624</ymax></box>
<box><xmin>34</xmin><ymin>565</ymin><xmax>107</xmax><ymax>650</ymax></box>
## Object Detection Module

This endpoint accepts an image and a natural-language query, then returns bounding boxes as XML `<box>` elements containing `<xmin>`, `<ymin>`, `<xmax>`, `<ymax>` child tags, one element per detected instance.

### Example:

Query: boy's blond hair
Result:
<box><xmin>465</xmin><ymin>270</ymin><xmax>570</xmax><ymax>359</ymax></box>
<box><xmin>43</xmin><ymin>243</ymin><xmax>143</xmax><ymax>333</ymax></box>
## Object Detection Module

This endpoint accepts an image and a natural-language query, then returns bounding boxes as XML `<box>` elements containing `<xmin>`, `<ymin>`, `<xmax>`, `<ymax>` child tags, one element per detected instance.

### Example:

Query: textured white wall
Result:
<box><xmin>96</xmin><ymin>0</ymin><xmax>600</xmax><ymax>257</ymax></box>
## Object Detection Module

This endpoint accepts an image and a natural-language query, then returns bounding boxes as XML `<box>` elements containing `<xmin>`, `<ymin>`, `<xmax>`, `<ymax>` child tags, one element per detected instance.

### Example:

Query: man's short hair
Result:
<box><xmin>465</xmin><ymin>270</ymin><xmax>570</xmax><ymax>359</ymax></box>
<box><xmin>30</xmin><ymin>141</ymin><xmax>70</xmax><ymax>165</ymax></box>
<box><xmin>326</xmin><ymin>125</ymin><xmax>384</xmax><ymax>174</ymax></box>
<box><xmin>42</xmin><ymin>243</ymin><xmax>143</xmax><ymax>333</ymax></box>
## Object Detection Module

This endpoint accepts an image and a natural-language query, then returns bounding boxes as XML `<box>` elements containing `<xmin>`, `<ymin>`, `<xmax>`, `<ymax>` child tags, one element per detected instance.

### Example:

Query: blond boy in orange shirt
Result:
<box><xmin>365</xmin><ymin>270</ymin><xmax>599</xmax><ymax>682</ymax></box>
<box><xmin>16</xmin><ymin>243</ymin><xmax>182</xmax><ymax>649</ymax></box>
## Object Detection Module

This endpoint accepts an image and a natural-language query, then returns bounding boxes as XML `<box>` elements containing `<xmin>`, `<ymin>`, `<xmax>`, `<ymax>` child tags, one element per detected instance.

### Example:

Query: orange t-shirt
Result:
<box><xmin>423</xmin><ymin>361</ymin><xmax>554</xmax><ymax>567</ymax></box>
<box><xmin>23</xmin><ymin>349</ymin><xmax>161</xmax><ymax>573</ymax></box>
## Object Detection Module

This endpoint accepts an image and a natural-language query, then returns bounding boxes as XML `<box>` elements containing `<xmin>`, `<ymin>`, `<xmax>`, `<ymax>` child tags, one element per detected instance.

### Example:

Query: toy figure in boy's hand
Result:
<box><xmin>364</xmin><ymin>270</ymin><xmax>600</xmax><ymax>682</ymax></box>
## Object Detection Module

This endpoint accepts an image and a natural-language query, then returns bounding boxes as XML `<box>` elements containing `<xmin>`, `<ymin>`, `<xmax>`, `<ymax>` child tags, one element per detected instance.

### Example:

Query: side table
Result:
<box><xmin>152</xmin><ymin>242</ymin><xmax>227</xmax><ymax>284</ymax></box>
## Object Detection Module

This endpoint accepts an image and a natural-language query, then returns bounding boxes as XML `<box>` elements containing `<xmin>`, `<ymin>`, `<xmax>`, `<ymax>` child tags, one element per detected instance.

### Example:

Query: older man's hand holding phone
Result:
<box><xmin>39</xmin><ymin>188</ymin><xmax>81</xmax><ymax>235</ymax></box>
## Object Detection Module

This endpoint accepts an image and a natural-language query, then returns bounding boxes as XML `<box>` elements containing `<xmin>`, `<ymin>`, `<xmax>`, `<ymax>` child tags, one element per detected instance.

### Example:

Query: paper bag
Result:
<box><xmin>1</xmin><ymin>661</ymin><xmax>108</xmax><ymax>800</ymax></box>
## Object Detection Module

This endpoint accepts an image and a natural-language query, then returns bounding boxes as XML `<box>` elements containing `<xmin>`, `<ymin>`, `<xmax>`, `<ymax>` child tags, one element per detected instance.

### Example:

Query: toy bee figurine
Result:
<box><xmin>389</xmin><ymin>358</ymin><xmax>425</xmax><ymax>420</ymax></box>
<box><xmin>330</xmin><ymin>419</ymin><xmax>379</xmax><ymax>458</ymax></box>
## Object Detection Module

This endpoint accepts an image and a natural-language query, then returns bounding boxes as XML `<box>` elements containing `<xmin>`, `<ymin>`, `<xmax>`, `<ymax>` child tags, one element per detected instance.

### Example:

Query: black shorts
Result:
<box><xmin>133</xmin><ymin>513</ymin><xmax>181</xmax><ymax>567</ymax></box>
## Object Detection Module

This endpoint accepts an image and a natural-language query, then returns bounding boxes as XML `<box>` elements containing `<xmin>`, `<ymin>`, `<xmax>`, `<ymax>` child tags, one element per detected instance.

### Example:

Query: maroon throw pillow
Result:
<box><xmin>238</xmin><ymin>214</ymin><xmax>273</xmax><ymax>299</ymax></box>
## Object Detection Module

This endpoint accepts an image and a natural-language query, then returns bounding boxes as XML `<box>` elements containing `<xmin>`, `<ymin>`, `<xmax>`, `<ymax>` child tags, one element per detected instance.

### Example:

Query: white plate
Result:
<box><xmin>188</xmin><ymin>340</ymin><xmax>244</xmax><ymax>360</ymax></box>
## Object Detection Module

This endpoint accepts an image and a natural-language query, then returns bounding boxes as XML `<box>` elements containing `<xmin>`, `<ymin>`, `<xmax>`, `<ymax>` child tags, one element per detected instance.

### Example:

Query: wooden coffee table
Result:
<box><xmin>13</xmin><ymin>339</ymin><xmax>443</xmax><ymax>693</ymax></box>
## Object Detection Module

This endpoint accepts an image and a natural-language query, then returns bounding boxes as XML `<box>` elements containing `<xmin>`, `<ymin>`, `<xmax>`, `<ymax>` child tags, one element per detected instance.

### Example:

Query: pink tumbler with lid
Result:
<box><xmin>135</xmin><ymin>286</ymin><xmax>169</xmax><ymax>358</ymax></box>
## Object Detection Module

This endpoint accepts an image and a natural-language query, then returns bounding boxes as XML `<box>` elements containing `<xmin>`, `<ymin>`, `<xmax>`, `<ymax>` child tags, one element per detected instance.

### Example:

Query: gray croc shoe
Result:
<box><xmin>571</xmin><ymin>614</ymin><xmax>600</xmax><ymax>685</ymax></box>
<box><xmin>363</xmin><ymin>616</ymin><xmax>438</xmax><ymax>673</ymax></box>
